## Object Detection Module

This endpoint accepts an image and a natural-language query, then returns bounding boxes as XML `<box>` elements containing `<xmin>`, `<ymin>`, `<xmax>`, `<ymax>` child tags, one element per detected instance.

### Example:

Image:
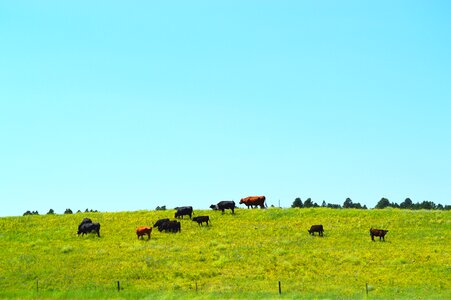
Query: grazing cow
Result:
<box><xmin>370</xmin><ymin>228</ymin><xmax>388</xmax><ymax>241</ymax></box>
<box><xmin>136</xmin><ymin>226</ymin><xmax>152</xmax><ymax>240</ymax></box>
<box><xmin>78</xmin><ymin>222</ymin><xmax>101</xmax><ymax>237</ymax></box>
<box><xmin>175</xmin><ymin>206</ymin><xmax>193</xmax><ymax>219</ymax></box>
<box><xmin>308</xmin><ymin>225</ymin><xmax>324</xmax><ymax>236</ymax></box>
<box><xmin>78</xmin><ymin>218</ymin><xmax>93</xmax><ymax>230</ymax></box>
<box><xmin>160</xmin><ymin>220</ymin><xmax>181</xmax><ymax>233</ymax></box>
<box><xmin>154</xmin><ymin>218</ymin><xmax>170</xmax><ymax>228</ymax></box>
<box><xmin>239</xmin><ymin>196</ymin><xmax>267</xmax><ymax>209</ymax></box>
<box><xmin>192</xmin><ymin>216</ymin><xmax>210</xmax><ymax>226</ymax></box>
<box><xmin>210</xmin><ymin>201</ymin><xmax>236</xmax><ymax>214</ymax></box>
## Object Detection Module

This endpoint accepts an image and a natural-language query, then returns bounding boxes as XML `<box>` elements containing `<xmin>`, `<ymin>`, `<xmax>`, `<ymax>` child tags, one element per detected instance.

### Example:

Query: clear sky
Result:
<box><xmin>1</xmin><ymin>1</ymin><xmax>450</xmax><ymax>217</ymax></box>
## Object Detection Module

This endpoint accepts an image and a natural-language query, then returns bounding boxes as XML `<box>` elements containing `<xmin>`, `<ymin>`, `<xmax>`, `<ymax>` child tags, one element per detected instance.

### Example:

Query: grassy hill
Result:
<box><xmin>0</xmin><ymin>208</ymin><xmax>450</xmax><ymax>299</ymax></box>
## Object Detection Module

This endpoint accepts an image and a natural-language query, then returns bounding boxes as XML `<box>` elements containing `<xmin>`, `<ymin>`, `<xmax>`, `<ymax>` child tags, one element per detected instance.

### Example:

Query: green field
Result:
<box><xmin>0</xmin><ymin>208</ymin><xmax>450</xmax><ymax>299</ymax></box>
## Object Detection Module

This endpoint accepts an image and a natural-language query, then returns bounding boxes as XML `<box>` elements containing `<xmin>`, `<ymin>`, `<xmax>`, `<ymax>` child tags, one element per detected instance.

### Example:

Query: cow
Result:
<box><xmin>370</xmin><ymin>228</ymin><xmax>388</xmax><ymax>241</ymax></box>
<box><xmin>159</xmin><ymin>220</ymin><xmax>181</xmax><ymax>233</ymax></box>
<box><xmin>175</xmin><ymin>206</ymin><xmax>193</xmax><ymax>219</ymax></box>
<box><xmin>78</xmin><ymin>218</ymin><xmax>92</xmax><ymax>230</ymax></box>
<box><xmin>78</xmin><ymin>222</ymin><xmax>101</xmax><ymax>237</ymax></box>
<box><xmin>154</xmin><ymin>218</ymin><xmax>170</xmax><ymax>228</ymax></box>
<box><xmin>192</xmin><ymin>216</ymin><xmax>210</xmax><ymax>226</ymax></box>
<box><xmin>210</xmin><ymin>201</ymin><xmax>236</xmax><ymax>214</ymax></box>
<box><xmin>239</xmin><ymin>196</ymin><xmax>267</xmax><ymax>209</ymax></box>
<box><xmin>136</xmin><ymin>226</ymin><xmax>152</xmax><ymax>240</ymax></box>
<box><xmin>308</xmin><ymin>225</ymin><xmax>324</xmax><ymax>236</ymax></box>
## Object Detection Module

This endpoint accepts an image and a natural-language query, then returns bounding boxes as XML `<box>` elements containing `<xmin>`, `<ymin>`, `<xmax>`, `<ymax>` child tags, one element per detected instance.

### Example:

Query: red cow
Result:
<box><xmin>239</xmin><ymin>196</ymin><xmax>267</xmax><ymax>209</ymax></box>
<box><xmin>136</xmin><ymin>226</ymin><xmax>152</xmax><ymax>240</ymax></box>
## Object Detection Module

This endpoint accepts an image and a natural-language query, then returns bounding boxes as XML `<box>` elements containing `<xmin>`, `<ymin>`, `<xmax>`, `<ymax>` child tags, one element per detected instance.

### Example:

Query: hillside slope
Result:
<box><xmin>0</xmin><ymin>208</ymin><xmax>450</xmax><ymax>299</ymax></box>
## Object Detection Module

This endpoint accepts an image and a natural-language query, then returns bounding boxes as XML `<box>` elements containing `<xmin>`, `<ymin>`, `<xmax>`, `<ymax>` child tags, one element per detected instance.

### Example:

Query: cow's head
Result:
<box><xmin>239</xmin><ymin>199</ymin><xmax>245</xmax><ymax>204</ymax></box>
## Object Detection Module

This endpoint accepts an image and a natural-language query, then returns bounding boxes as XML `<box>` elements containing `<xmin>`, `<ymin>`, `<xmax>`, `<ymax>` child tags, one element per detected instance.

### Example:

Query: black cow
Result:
<box><xmin>159</xmin><ymin>220</ymin><xmax>181</xmax><ymax>233</ymax></box>
<box><xmin>78</xmin><ymin>222</ymin><xmax>101</xmax><ymax>237</ymax></box>
<box><xmin>370</xmin><ymin>228</ymin><xmax>388</xmax><ymax>241</ymax></box>
<box><xmin>210</xmin><ymin>201</ymin><xmax>236</xmax><ymax>214</ymax></box>
<box><xmin>175</xmin><ymin>206</ymin><xmax>193</xmax><ymax>219</ymax></box>
<box><xmin>78</xmin><ymin>218</ymin><xmax>92</xmax><ymax>230</ymax></box>
<box><xmin>308</xmin><ymin>225</ymin><xmax>324</xmax><ymax>236</ymax></box>
<box><xmin>154</xmin><ymin>218</ymin><xmax>170</xmax><ymax>228</ymax></box>
<box><xmin>192</xmin><ymin>216</ymin><xmax>210</xmax><ymax>226</ymax></box>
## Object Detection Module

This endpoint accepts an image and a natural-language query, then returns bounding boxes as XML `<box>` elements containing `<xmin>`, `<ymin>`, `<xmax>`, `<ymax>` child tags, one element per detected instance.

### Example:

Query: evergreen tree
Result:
<box><xmin>303</xmin><ymin>198</ymin><xmax>314</xmax><ymax>208</ymax></box>
<box><xmin>343</xmin><ymin>198</ymin><xmax>353</xmax><ymax>208</ymax></box>
<box><xmin>375</xmin><ymin>198</ymin><xmax>390</xmax><ymax>209</ymax></box>
<box><xmin>291</xmin><ymin>197</ymin><xmax>303</xmax><ymax>208</ymax></box>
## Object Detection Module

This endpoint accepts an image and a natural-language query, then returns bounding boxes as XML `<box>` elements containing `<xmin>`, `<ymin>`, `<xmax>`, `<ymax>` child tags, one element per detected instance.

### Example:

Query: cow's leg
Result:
<box><xmin>371</xmin><ymin>234</ymin><xmax>375</xmax><ymax>241</ymax></box>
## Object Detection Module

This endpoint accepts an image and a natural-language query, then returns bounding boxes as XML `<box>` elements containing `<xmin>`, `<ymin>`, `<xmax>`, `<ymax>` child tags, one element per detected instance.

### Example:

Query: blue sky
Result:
<box><xmin>1</xmin><ymin>1</ymin><xmax>450</xmax><ymax>217</ymax></box>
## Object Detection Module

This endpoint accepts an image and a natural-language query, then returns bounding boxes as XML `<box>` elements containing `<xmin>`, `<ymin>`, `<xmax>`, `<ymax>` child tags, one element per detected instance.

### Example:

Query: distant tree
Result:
<box><xmin>353</xmin><ymin>202</ymin><xmax>363</xmax><ymax>209</ymax></box>
<box><xmin>23</xmin><ymin>210</ymin><xmax>32</xmax><ymax>216</ymax></box>
<box><xmin>419</xmin><ymin>201</ymin><xmax>436</xmax><ymax>210</ymax></box>
<box><xmin>47</xmin><ymin>209</ymin><xmax>55</xmax><ymax>215</ymax></box>
<box><xmin>343</xmin><ymin>198</ymin><xmax>353</xmax><ymax>209</ymax></box>
<box><xmin>156</xmin><ymin>205</ymin><xmax>167</xmax><ymax>211</ymax></box>
<box><xmin>444</xmin><ymin>205</ymin><xmax>451</xmax><ymax>210</ymax></box>
<box><xmin>321</xmin><ymin>200</ymin><xmax>327</xmax><ymax>207</ymax></box>
<box><xmin>77</xmin><ymin>210</ymin><xmax>82</xmax><ymax>213</ymax></box>
<box><xmin>291</xmin><ymin>198</ymin><xmax>303</xmax><ymax>208</ymax></box>
<box><xmin>64</xmin><ymin>208</ymin><xmax>73</xmax><ymax>214</ymax></box>
<box><xmin>303</xmin><ymin>198</ymin><xmax>315</xmax><ymax>208</ymax></box>
<box><xmin>85</xmin><ymin>208</ymin><xmax>89</xmax><ymax>213</ymax></box>
<box><xmin>375</xmin><ymin>198</ymin><xmax>391</xmax><ymax>209</ymax></box>
<box><xmin>327</xmin><ymin>203</ymin><xmax>342</xmax><ymax>209</ymax></box>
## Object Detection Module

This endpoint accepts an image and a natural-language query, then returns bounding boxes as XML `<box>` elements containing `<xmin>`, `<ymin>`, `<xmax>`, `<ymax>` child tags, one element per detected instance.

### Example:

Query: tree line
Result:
<box><xmin>23</xmin><ymin>208</ymin><xmax>99</xmax><ymax>216</ymax></box>
<box><xmin>291</xmin><ymin>197</ymin><xmax>450</xmax><ymax>210</ymax></box>
<box><xmin>22</xmin><ymin>197</ymin><xmax>450</xmax><ymax>216</ymax></box>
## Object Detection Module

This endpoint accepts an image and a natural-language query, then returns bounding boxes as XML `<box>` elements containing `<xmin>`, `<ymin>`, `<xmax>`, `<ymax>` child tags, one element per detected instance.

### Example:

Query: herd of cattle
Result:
<box><xmin>76</xmin><ymin>196</ymin><xmax>389</xmax><ymax>242</ymax></box>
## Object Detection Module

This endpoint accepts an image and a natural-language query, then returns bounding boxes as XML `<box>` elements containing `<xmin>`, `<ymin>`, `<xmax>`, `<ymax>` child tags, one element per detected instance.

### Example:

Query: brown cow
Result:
<box><xmin>136</xmin><ymin>226</ymin><xmax>152</xmax><ymax>240</ymax></box>
<box><xmin>239</xmin><ymin>196</ymin><xmax>267</xmax><ymax>209</ymax></box>
<box><xmin>370</xmin><ymin>228</ymin><xmax>388</xmax><ymax>241</ymax></box>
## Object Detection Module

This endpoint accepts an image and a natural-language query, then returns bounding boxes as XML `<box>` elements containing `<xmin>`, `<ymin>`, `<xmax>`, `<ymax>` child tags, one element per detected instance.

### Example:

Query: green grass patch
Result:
<box><xmin>0</xmin><ymin>208</ymin><xmax>450</xmax><ymax>299</ymax></box>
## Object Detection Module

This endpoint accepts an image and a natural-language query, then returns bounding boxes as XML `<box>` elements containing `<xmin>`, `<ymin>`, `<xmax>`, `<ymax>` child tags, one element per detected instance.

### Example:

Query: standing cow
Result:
<box><xmin>159</xmin><ymin>220</ymin><xmax>181</xmax><ymax>233</ymax></box>
<box><xmin>192</xmin><ymin>216</ymin><xmax>210</xmax><ymax>226</ymax></box>
<box><xmin>136</xmin><ymin>226</ymin><xmax>152</xmax><ymax>240</ymax></box>
<box><xmin>175</xmin><ymin>206</ymin><xmax>193</xmax><ymax>219</ymax></box>
<box><xmin>308</xmin><ymin>225</ymin><xmax>324</xmax><ymax>236</ymax></box>
<box><xmin>78</xmin><ymin>222</ymin><xmax>101</xmax><ymax>237</ymax></box>
<box><xmin>370</xmin><ymin>228</ymin><xmax>388</xmax><ymax>241</ymax></box>
<box><xmin>154</xmin><ymin>218</ymin><xmax>170</xmax><ymax>228</ymax></box>
<box><xmin>210</xmin><ymin>201</ymin><xmax>236</xmax><ymax>214</ymax></box>
<box><xmin>239</xmin><ymin>196</ymin><xmax>266</xmax><ymax>209</ymax></box>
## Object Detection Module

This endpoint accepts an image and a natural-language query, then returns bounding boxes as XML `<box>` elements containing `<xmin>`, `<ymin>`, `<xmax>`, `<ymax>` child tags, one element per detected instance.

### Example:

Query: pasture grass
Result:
<box><xmin>0</xmin><ymin>208</ymin><xmax>450</xmax><ymax>299</ymax></box>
